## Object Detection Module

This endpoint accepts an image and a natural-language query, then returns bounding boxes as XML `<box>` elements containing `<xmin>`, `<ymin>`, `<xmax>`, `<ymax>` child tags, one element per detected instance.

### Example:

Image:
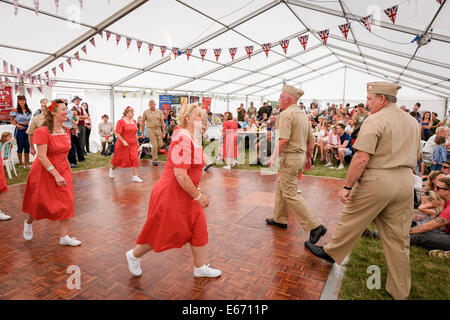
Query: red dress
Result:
<box><xmin>0</xmin><ymin>157</ymin><xmax>7</xmax><ymax>193</ymax></box>
<box><xmin>22</xmin><ymin>127</ymin><xmax>73</xmax><ymax>220</ymax></box>
<box><xmin>111</xmin><ymin>119</ymin><xmax>139</xmax><ymax>168</ymax></box>
<box><xmin>136</xmin><ymin>127</ymin><xmax>207</xmax><ymax>252</ymax></box>
<box><xmin>222</xmin><ymin>120</ymin><xmax>238</xmax><ymax>159</ymax></box>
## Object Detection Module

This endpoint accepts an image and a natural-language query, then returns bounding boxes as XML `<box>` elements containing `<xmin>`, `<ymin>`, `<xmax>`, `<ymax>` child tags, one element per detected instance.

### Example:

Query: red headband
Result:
<box><xmin>48</xmin><ymin>102</ymin><xmax>58</xmax><ymax>113</ymax></box>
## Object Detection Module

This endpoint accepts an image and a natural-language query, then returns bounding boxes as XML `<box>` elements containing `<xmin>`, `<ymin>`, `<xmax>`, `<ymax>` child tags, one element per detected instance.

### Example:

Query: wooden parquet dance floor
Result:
<box><xmin>0</xmin><ymin>161</ymin><xmax>345</xmax><ymax>300</ymax></box>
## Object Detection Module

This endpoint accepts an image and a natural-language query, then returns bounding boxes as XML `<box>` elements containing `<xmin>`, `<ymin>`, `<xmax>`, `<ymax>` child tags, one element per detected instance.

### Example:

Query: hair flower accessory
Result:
<box><xmin>48</xmin><ymin>101</ymin><xmax>58</xmax><ymax>113</ymax></box>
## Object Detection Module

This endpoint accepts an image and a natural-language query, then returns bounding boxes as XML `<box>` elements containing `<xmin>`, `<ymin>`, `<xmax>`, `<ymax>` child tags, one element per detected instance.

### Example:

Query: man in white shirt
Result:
<box><xmin>422</xmin><ymin>127</ymin><xmax>450</xmax><ymax>162</ymax></box>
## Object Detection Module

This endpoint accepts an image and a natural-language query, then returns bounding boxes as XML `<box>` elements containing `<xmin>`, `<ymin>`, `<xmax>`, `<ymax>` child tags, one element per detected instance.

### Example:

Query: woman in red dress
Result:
<box><xmin>126</xmin><ymin>104</ymin><xmax>221</xmax><ymax>278</ymax></box>
<box><xmin>22</xmin><ymin>100</ymin><xmax>81</xmax><ymax>246</ymax></box>
<box><xmin>222</xmin><ymin>112</ymin><xmax>238</xmax><ymax>170</ymax></box>
<box><xmin>0</xmin><ymin>152</ymin><xmax>10</xmax><ymax>221</ymax></box>
<box><xmin>109</xmin><ymin>106</ymin><xmax>143</xmax><ymax>183</ymax></box>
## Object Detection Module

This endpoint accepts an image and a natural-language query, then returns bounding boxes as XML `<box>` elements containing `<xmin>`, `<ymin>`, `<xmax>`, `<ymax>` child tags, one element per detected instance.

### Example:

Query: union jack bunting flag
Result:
<box><xmin>185</xmin><ymin>48</ymin><xmax>192</xmax><ymax>61</ymax></box>
<box><xmin>199</xmin><ymin>49</ymin><xmax>207</xmax><ymax>62</ymax></box>
<box><xmin>160</xmin><ymin>46</ymin><xmax>167</xmax><ymax>57</ymax></box>
<box><xmin>261</xmin><ymin>43</ymin><xmax>271</xmax><ymax>57</ymax></box>
<box><xmin>148</xmin><ymin>43</ymin><xmax>153</xmax><ymax>56</ymax></box>
<box><xmin>106</xmin><ymin>31</ymin><xmax>112</xmax><ymax>41</ymax></box>
<box><xmin>66</xmin><ymin>58</ymin><xmax>72</xmax><ymax>67</ymax></box>
<box><xmin>33</xmin><ymin>0</ymin><xmax>39</xmax><ymax>15</ymax></box>
<box><xmin>137</xmin><ymin>41</ymin><xmax>142</xmax><ymax>52</ymax></box>
<box><xmin>3</xmin><ymin>60</ymin><xmax>8</xmax><ymax>73</ymax></box>
<box><xmin>318</xmin><ymin>29</ymin><xmax>329</xmax><ymax>46</ymax></box>
<box><xmin>37</xmin><ymin>85</ymin><xmax>43</xmax><ymax>94</ymax></box>
<box><xmin>98</xmin><ymin>30</ymin><xmax>103</xmax><ymax>38</ymax></box>
<box><xmin>126</xmin><ymin>38</ymin><xmax>132</xmax><ymax>49</ymax></box>
<box><xmin>10</xmin><ymin>65</ymin><xmax>15</xmax><ymax>75</ymax></box>
<box><xmin>59</xmin><ymin>63</ymin><xmax>64</xmax><ymax>72</ymax></box>
<box><xmin>213</xmin><ymin>49</ymin><xmax>222</xmax><ymax>62</ymax></box>
<box><xmin>172</xmin><ymin>48</ymin><xmax>179</xmax><ymax>59</ymax></box>
<box><xmin>338</xmin><ymin>23</ymin><xmax>351</xmax><ymax>39</ymax></box>
<box><xmin>5</xmin><ymin>77</ymin><xmax>12</xmax><ymax>86</ymax></box>
<box><xmin>89</xmin><ymin>37</ymin><xmax>96</xmax><ymax>47</ymax></box>
<box><xmin>360</xmin><ymin>15</ymin><xmax>373</xmax><ymax>32</ymax></box>
<box><xmin>45</xmin><ymin>71</ymin><xmax>49</xmax><ymax>78</ymax></box>
<box><xmin>384</xmin><ymin>5</ymin><xmax>398</xmax><ymax>24</ymax></box>
<box><xmin>26</xmin><ymin>87</ymin><xmax>32</xmax><ymax>97</ymax></box>
<box><xmin>116</xmin><ymin>34</ymin><xmax>121</xmax><ymax>46</ymax></box>
<box><xmin>52</xmin><ymin>67</ymin><xmax>57</xmax><ymax>76</ymax></box>
<box><xmin>279</xmin><ymin>39</ymin><xmax>289</xmax><ymax>55</ymax></box>
<box><xmin>436</xmin><ymin>0</ymin><xmax>443</xmax><ymax>4</ymax></box>
<box><xmin>54</xmin><ymin>0</ymin><xmax>59</xmax><ymax>12</ymax></box>
<box><xmin>245</xmin><ymin>46</ymin><xmax>254</xmax><ymax>60</ymax></box>
<box><xmin>74</xmin><ymin>51</ymin><xmax>80</xmax><ymax>61</ymax></box>
<box><xmin>298</xmin><ymin>35</ymin><xmax>309</xmax><ymax>51</ymax></box>
<box><xmin>81</xmin><ymin>45</ymin><xmax>87</xmax><ymax>54</ymax></box>
<box><xmin>229</xmin><ymin>48</ymin><xmax>238</xmax><ymax>61</ymax></box>
<box><xmin>79</xmin><ymin>0</ymin><xmax>83</xmax><ymax>9</ymax></box>
<box><xmin>13</xmin><ymin>0</ymin><xmax>18</xmax><ymax>16</ymax></box>
<box><xmin>31</xmin><ymin>76</ymin><xmax>35</xmax><ymax>84</ymax></box>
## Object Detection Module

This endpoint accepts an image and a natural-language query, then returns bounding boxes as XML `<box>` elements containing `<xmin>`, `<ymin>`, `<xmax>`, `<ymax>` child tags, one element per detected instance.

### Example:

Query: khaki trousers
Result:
<box><xmin>147</xmin><ymin>127</ymin><xmax>163</xmax><ymax>161</ymax></box>
<box><xmin>324</xmin><ymin>168</ymin><xmax>414</xmax><ymax>300</ymax></box>
<box><xmin>273</xmin><ymin>152</ymin><xmax>321</xmax><ymax>232</ymax></box>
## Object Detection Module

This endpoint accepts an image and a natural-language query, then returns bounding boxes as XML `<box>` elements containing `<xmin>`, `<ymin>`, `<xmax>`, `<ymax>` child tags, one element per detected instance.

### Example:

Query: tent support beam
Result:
<box><xmin>110</xmin><ymin>87</ymin><xmax>115</xmax><ymax>125</ymax></box>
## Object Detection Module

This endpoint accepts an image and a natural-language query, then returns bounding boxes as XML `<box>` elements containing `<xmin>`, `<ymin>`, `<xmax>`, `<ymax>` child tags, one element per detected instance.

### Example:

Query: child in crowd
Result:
<box><xmin>412</xmin><ymin>190</ymin><xmax>444</xmax><ymax>229</ymax></box>
<box><xmin>430</xmin><ymin>135</ymin><xmax>447</xmax><ymax>171</ymax></box>
<box><xmin>0</xmin><ymin>132</ymin><xmax>13</xmax><ymax>161</ymax></box>
<box><xmin>324</xmin><ymin>125</ymin><xmax>339</xmax><ymax>166</ymax></box>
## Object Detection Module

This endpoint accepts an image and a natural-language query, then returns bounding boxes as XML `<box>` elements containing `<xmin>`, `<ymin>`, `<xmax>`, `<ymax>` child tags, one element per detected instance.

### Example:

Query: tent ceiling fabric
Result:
<box><xmin>0</xmin><ymin>0</ymin><xmax>448</xmax><ymax>100</ymax></box>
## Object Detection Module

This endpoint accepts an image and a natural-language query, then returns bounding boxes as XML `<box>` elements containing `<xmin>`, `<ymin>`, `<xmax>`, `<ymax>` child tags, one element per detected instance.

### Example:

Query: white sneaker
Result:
<box><xmin>23</xmin><ymin>220</ymin><xmax>33</xmax><ymax>241</ymax></box>
<box><xmin>132</xmin><ymin>176</ymin><xmax>143</xmax><ymax>183</ymax></box>
<box><xmin>232</xmin><ymin>160</ymin><xmax>237</xmax><ymax>167</ymax></box>
<box><xmin>223</xmin><ymin>165</ymin><xmax>231</xmax><ymax>170</ymax></box>
<box><xmin>0</xmin><ymin>211</ymin><xmax>11</xmax><ymax>221</ymax></box>
<box><xmin>325</xmin><ymin>162</ymin><xmax>333</xmax><ymax>167</ymax></box>
<box><xmin>297</xmin><ymin>189</ymin><xmax>302</xmax><ymax>194</ymax></box>
<box><xmin>193</xmin><ymin>264</ymin><xmax>221</xmax><ymax>278</ymax></box>
<box><xmin>126</xmin><ymin>250</ymin><xmax>142</xmax><ymax>276</ymax></box>
<box><xmin>59</xmin><ymin>235</ymin><xmax>82</xmax><ymax>246</ymax></box>
<box><xmin>337</xmin><ymin>163</ymin><xmax>344</xmax><ymax>170</ymax></box>
<box><xmin>109</xmin><ymin>167</ymin><xmax>115</xmax><ymax>178</ymax></box>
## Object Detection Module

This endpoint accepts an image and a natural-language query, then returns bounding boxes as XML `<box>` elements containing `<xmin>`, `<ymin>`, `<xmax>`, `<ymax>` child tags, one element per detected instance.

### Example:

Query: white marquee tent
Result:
<box><xmin>1</xmin><ymin>0</ymin><xmax>449</xmax><ymax>148</ymax></box>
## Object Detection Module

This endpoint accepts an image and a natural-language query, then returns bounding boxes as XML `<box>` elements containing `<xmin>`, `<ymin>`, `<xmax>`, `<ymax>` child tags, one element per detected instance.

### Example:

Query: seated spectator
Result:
<box><xmin>324</xmin><ymin>125</ymin><xmax>339</xmax><ymax>166</ymax></box>
<box><xmin>207</xmin><ymin>112</ymin><xmax>215</xmax><ymax>126</ymax></box>
<box><xmin>317</xmin><ymin>121</ymin><xmax>331</xmax><ymax>162</ymax></box>
<box><xmin>98</xmin><ymin>114</ymin><xmax>114</xmax><ymax>154</ymax></box>
<box><xmin>137</xmin><ymin>116</ymin><xmax>150</xmax><ymax>145</ymax></box>
<box><xmin>442</xmin><ymin>161</ymin><xmax>450</xmax><ymax>175</ymax></box>
<box><xmin>410</xmin><ymin>175</ymin><xmax>450</xmax><ymax>253</ymax></box>
<box><xmin>258</xmin><ymin>113</ymin><xmax>269</xmax><ymax>129</ymax></box>
<box><xmin>430</xmin><ymin>136</ymin><xmax>447</xmax><ymax>171</ymax></box>
<box><xmin>333</xmin><ymin>123</ymin><xmax>353</xmax><ymax>170</ymax></box>
<box><xmin>0</xmin><ymin>132</ymin><xmax>13</xmax><ymax>160</ymax></box>
<box><xmin>345</xmin><ymin>118</ymin><xmax>355</xmax><ymax>135</ymax></box>
<box><xmin>420</xmin><ymin>127</ymin><xmax>449</xmax><ymax>175</ymax></box>
<box><xmin>426</xmin><ymin>170</ymin><xmax>446</xmax><ymax>192</ymax></box>
<box><xmin>247</xmin><ymin>116</ymin><xmax>258</xmax><ymax>132</ymax></box>
<box><xmin>267</xmin><ymin>115</ymin><xmax>277</xmax><ymax>131</ymax></box>
<box><xmin>413</xmin><ymin>190</ymin><xmax>443</xmax><ymax>227</ymax></box>
<box><xmin>272</xmin><ymin>104</ymin><xmax>281</xmax><ymax>116</ymax></box>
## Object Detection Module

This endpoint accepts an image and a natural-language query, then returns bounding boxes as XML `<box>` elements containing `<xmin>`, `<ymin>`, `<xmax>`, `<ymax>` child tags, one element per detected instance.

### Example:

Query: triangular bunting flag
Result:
<box><xmin>160</xmin><ymin>46</ymin><xmax>167</xmax><ymax>57</ymax></box>
<box><xmin>15</xmin><ymin>83</ymin><xmax>19</xmax><ymax>92</ymax></box>
<box><xmin>106</xmin><ymin>31</ymin><xmax>111</xmax><ymax>42</ymax></box>
<box><xmin>26</xmin><ymin>87</ymin><xmax>32</xmax><ymax>97</ymax></box>
<box><xmin>384</xmin><ymin>5</ymin><xmax>398</xmax><ymax>24</ymax></box>
<box><xmin>185</xmin><ymin>48</ymin><xmax>192</xmax><ymax>61</ymax></box>
<box><xmin>116</xmin><ymin>34</ymin><xmax>121</xmax><ymax>46</ymax></box>
<box><xmin>54</xmin><ymin>0</ymin><xmax>59</xmax><ymax>12</ymax></box>
<box><xmin>229</xmin><ymin>48</ymin><xmax>237</xmax><ymax>61</ymax></box>
<box><xmin>338</xmin><ymin>23</ymin><xmax>351</xmax><ymax>39</ymax></box>
<box><xmin>126</xmin><ymin>38</ymin><xmax>132</xmax><ymax>49</ymax></box>
<box><xmin>66</xmin><ymin>58</ymin><xmax>72</xmax><ymax>67</ymax></box>
<box><xmin>3</xmin><ymin>60</ymin><xmax>8</xmax><ymax>73</ymax></box>
<box><xmin>148</xmin><ymin>43</ymin><xmax>153</xmax><ymax>56</ymax></box>
<box><xmin>199</xmin><ymin>49</ymin><xmax>207</xmax><ymax>62</ymax></box>
<box><xmin>13</xmin><ymin>0</ymin><xmax>18</xmax><ymax>16</ymax></box>
<box><xmin>298</xmin><ymin>35</ymin><xmax>309</xmax><ymax>51</ymax></box>
<box><xmin>213</xmin><ymin>49</ymin><xmax>222</xmax><ymax>62</ymax></box>
<box><xmin>37</xmin><ymin>85</ymin><xmax>43</xmax><ymax>94</ymax></box>
<box><xmin>98</xmin><ymin>30</ymin><xmax>103</xmax><ymax>38</ymax></box>
<box><xmin>261</xmin><ymin>43</ymin><xmax>271</xmax><ymax>58</ymax></box>
<box><xmin>318</xmin><ymin>29</ymin><xmax>329</xmax><ymax>45</ymax></box>
<box><xmin>81</xmin><ymin>45</ymin><xmax>87</xmax><ymax>54</ymax></box>
<box><xmin>34</xmin><ymin>0</ymin><xmax>39</xmax><ymax>15</ymax></box>
<box><xmin>137</xmin><ymin>41</ymin><xmax>142</xmax><ymax>52</ymax></box>
<box><xmin>5</xmin><ymin>77</ymin><xmax>12</xmax><ymax>86</ymax></box>
<box><xmin>245</xmin><ymin>46</ymin><xmax>254</xmax><ymax>60</ymax></box>
<box><xmin>45</xmin><ymin>71</ymin><xmax>49</xmax><ymax>78</ymax></box>
<box><xmin>360</xmin><ymin>15</ymin><xmax>374</xmax><ymax>32</ymax></box>
<box><xmin>172</xmin><ymin>48</ymin><xmax>179</xmax><ymax>59</ymax></box>
<box><xmin>52</xmin><ymin>67</ymin><xmax>57</xmax><ymax>76</ymax></box>
<box><xmin>79</xmin><ymin>0</ymin><xmax>83</xmax><ymax>9</ymax></box>
<box><xmin>279</xmin><ymin>39</ymin><xmax>289</xmax><ymax>55</ymax></box>
<box><xmin>31</xmin><ymin>76</ymin><xmax>35</xmax><ymax>85</ymax></box>
<box><xmin>74</xmin><ymin>51</ymin><xmax>80</xmax><ymax>61</ymax></box>
<box><xmin>10</xmin><ymin>65</ymin><xmax>15</xmax><ymax>76</ymax></box>
<box><xmin>90</xmin><ymin>37</ymin><xmax>96</xmax><ymax>47</ymax></box>
<box><xmin>59</xmin><ymin>63</ymin><xmax>64</xmax><ymax>72</ymax></box>
<box><xmin>436</xmin><ymin>0</ymin><xmax>443</xmax><ymax>4</ymax></box>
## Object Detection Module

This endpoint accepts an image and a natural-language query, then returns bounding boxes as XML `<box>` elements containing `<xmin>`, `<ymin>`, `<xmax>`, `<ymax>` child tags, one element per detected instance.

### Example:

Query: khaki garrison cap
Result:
<box><xmin>282</xmin><ymin>83</ymin><xmax>304</xmax><ymax>100</ymax></box>
<box><xmin>367</xmin><ymin>81</ymin><xmax>402</xmax><ymax>97</ymax></box>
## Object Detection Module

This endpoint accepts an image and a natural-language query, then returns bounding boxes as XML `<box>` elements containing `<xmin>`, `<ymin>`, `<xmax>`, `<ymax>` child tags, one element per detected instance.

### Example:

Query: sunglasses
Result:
<box><xmin>442</xmin><ymin>166</ymin><xmax>450</xmax><ymax>169</ymax></box>
<box><xmin>436</xmin><ymin>186</ymin><xmax>450</xmax><ymax>191</ymax></box>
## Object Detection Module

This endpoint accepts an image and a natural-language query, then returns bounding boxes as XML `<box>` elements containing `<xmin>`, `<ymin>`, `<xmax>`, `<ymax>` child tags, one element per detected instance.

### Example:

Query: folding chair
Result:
<box><xmin>1</xmin><ymin>139</ymin><xmax>17</xmax><ymax>179</ymax></box>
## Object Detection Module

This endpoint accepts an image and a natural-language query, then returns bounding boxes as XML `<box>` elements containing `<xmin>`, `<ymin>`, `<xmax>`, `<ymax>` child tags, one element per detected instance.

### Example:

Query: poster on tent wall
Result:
<box><xmin>159</xmin><ymin>95</ymin><xmax>172</xmax><ymax>120</ymax></box>
<box><xmin>180</xmin><ymin>96</ymin><xmax>188</xmax><ymax>108</ymax></box>
<box><xmin>201</xmin><ymin>97</ymin><xmax>211</xmax><ymax>113</ymax></box>
<box><xmin>190</xmin><ymin>96</ymin><xmax>199</xmax><ymax>104</ymax></box>
<box><xmin>0</xmin><ymin>87</ymin><xmax>13</xmax><ymax>123</ymax></box>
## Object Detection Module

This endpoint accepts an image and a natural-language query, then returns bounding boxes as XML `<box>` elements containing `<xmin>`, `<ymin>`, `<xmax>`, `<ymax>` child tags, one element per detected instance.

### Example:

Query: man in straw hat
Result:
<box><xmin>265</xmin><ymin>83</ymin><xmax>327</xmax><ymax>245</ymax></box>
<box><xmin>305</xmin><ymin>81</ymin><xmax>421</xmax><ymax>300</ymax></box>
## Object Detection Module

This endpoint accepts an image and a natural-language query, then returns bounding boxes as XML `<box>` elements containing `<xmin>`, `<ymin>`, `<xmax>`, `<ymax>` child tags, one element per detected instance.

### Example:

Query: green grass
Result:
<box><xmin>339</xmin><ymin>225</ymin><xmax>450</xmax><ymax>300</ymax></box>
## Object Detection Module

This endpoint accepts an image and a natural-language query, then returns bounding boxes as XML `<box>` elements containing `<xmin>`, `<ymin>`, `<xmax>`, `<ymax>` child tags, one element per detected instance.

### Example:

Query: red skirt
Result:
<box><xmin>111</xmin><ymin>142</ymin><xmax>139</xmax><ymax>168</ymax></box>
<box><xmin>0</xmin><ymin>157</ymin><xmax>7</xmax><ymax>193</ymax></box>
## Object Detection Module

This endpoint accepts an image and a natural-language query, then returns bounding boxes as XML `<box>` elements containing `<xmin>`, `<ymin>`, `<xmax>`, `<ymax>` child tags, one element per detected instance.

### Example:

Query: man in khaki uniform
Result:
<box><xmin>141</xmin><ymin>99</ymin><xmax>166</xmax><ymax>166</ymax></box>
<box><xmin>305</xmin><ymin>82</ymin><xmax>421</xmax><ymax>300</ymax></box>
<box><xmin>265</xmin><ymin>84</ymin><xmax>327</xmax><ymax>244</ymax></box>
<box><xmin>27</xmin><ymin>98</ymin><xmax>48</xmax><ymax>156</ymax></box>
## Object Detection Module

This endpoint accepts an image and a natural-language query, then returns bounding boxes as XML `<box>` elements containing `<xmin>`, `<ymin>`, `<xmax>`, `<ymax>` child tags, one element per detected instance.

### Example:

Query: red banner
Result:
<box><xmin>201</xmin><ymin>97</ymin><xmax>211</xmax><ymax>113</ymax></box>
<box><xmin>0</xmin><ymin>86</ymin><xmax>13</xmax><ymax>122</ymax></box>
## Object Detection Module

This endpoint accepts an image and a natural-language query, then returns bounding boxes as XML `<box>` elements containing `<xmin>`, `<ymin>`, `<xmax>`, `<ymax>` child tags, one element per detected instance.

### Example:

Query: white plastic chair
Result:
<box><xmin>138</xmin><ymin>142</ymin><xmax>152</xmax><ymax>159</ymax></box>
<box><xmin>1</xmin><ymin>139</ymin><xmax>17</xmax><ymax>179</ymax></box>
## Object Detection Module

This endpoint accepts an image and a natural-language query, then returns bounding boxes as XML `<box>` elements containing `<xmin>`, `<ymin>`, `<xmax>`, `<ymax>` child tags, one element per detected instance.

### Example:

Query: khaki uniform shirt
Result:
<box><xmin>143</xmin><ymin>108</ymin><xmax>164</xmax><ymax>129</ymax></box>
<box><xmin>353</xmin><ymin>103</ymin><xmax>421</xmax><ymax>169</ymax></box>
<box><xmin>26</xmin><ymin>113</ymin><xmax>46</xmax><ymax>135</ymax></box>
<box><xmin>276</xmin><ymin>104</ymin><xmax>314</xmax><ymax>154</ymax></box>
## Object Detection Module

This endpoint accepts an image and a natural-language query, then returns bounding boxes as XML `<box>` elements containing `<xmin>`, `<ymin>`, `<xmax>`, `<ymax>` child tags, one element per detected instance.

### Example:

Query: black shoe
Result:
<box><xmin>309</xmin><ymin>225</ymin><xmax>327</xmax><ymax>244</ymax></box>
<box><xmin>304</xmin><ymin>241</ymin><xmax>334</xmax><ymax>263</ymax></box>
<box><xmin>265</xmin><ymin>218</ymin><xmax>287</xmax><ymax>229</ymax></box>
<box><xmin>204</xmin><ymin>164</ymin><xmax>214</xmax><ymax>171</ymax></box>
<box><xmin>152</xmin><ymin>161</ymin><xmax>158</xmax><ymax>166</ymax></box>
